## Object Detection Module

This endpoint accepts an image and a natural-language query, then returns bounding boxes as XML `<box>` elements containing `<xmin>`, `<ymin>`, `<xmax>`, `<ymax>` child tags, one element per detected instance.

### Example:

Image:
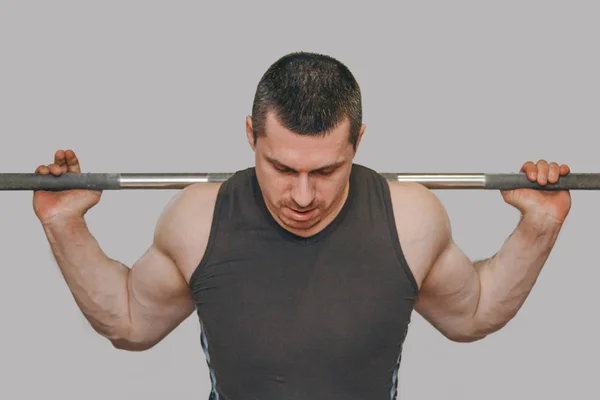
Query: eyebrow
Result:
<box><xmin>265</xmin><ymin>156</ymin><xmax>345</xmax><ymax>173</ymax></box>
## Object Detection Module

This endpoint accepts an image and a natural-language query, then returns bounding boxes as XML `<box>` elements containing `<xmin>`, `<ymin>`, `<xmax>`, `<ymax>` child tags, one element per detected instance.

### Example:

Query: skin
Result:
<box><xmin>247</xmin><ymin>112</ymin><xmax>366</xmax><ymax>238</ymax></box>
<box><xmin>33</xmin><ymin>110</ymin><xmax>571</xmax><ymax>350</ymax></box>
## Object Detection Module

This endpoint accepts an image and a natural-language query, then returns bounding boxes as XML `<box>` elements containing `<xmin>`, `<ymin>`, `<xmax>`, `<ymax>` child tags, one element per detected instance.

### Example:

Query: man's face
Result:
<box><xmin>247</xmin><ymin>111</ymin><xmax>364</xmax><ymax>238</ymax></box>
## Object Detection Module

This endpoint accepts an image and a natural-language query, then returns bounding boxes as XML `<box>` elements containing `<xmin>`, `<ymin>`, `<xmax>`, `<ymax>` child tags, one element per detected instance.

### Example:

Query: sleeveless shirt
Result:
<box><xmin>188</xmin><ymin>163</ymin><xmax>418</xmax><ymax>400</ymax></box>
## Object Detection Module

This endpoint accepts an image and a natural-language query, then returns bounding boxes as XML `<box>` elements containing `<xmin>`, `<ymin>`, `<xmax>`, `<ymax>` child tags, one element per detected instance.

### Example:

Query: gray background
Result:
<box><xmin>0</xmin><ymin>0</ymin><xmax>598</xmax><ymax>399</ymax></box>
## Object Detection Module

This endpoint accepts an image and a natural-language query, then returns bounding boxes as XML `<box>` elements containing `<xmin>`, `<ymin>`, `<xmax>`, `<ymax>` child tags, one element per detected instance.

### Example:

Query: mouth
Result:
<box><xmin>286</xmin><ymin>207</ymin><xmax>316</xmax><ymax>221</ymax></box>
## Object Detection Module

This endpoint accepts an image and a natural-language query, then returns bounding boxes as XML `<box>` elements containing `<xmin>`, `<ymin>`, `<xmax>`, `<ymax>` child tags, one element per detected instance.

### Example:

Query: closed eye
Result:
<box><xmin>313</xmin><ymin>168</ymin><xmax>336</xmax><ymax>176</ymax></box>
<box><xmin>267</xmin><ymin>156</ymin><xmax>343</xmax><ymax>177</ymax></box>
<box><xmin>274</xmin><ymin>165</ymin><xmax>295</xmax><ymax>174</ymax></box>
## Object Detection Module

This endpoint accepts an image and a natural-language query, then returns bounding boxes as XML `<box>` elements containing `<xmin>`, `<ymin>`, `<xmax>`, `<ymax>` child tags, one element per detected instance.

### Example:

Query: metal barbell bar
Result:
<box><xmin>0</xmin><ymin>172</ymin><xmax>599</xmax><ymax>191</ymax></box>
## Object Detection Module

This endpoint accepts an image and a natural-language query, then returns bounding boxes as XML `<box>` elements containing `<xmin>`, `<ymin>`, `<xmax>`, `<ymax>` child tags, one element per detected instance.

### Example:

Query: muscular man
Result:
<box><xmin>33</xmin><ymin>52</ymin><xmax>571</xmax><ymax>399</ymax></box>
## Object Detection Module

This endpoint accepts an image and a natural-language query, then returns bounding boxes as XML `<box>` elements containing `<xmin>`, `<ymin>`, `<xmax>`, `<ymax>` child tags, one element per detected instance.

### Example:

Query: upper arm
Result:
<box><xmin>389</xmin><ymin>182</ymin><xmax>482</xmax><ymax>341</ymax></box>
<box><xmin>118</xmin><ymin>183</ymin><xmax>221</xmax><ymax>350</ymax></box>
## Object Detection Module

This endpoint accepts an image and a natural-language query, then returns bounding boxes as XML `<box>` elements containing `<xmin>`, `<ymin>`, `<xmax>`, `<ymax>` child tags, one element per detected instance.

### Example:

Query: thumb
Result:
<box><xmin>501</xmin><ymin>189</ymin><xmax>527</xmax><ymax>213</ymax></box>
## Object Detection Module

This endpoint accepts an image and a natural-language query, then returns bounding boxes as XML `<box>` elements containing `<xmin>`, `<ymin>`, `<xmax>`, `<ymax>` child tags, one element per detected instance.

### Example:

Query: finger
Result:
<box><xmin>547</xmin><ymin>162</ymin><xmax>560</xmax><ymax>184</ymax></box>
<box><xmin>521</xmin><ymin>161</ymin><xmax>537</xmax><ymax>180</ymax></box>
<box><xmin>35</xmin><ymin>165</ymin><xmax>50</xmax><ymax>174</ymax></box>
<box><xmin>48</xmin><ymin>163</ymin><xmax>64</xmax><ymax>176</ymax></box>
<box><xmin>54</xmin><ymin>149</ymin><xmax>66</xmax><ymax>166</ymax></box>
<box><xmin>536</xmin><ymin>159</ymin><xmax>549</xmax><ymax>185</ymax></box>
<box><xmin>54</xmin><ymin>149</ymin><xmax>70</xmax><ymax>173</ymax></box>
<box><xmin>559</xmin><ymin>164</ymin><xmax>570</xmax><ymax>175</ymax></box>
<box><xmin>65</xmin><ymin>149</ymin><xmax>81</xmax><ymax>173</ymax></box>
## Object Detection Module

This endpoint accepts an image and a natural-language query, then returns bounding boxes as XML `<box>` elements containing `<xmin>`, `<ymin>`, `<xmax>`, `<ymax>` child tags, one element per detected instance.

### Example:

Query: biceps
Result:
<box><xmin>414</xmin><ymin>241</ymin><xmax>481</xmax><ymax>339</ymax></box>
<box><xmin>126</xmin><ymin>245</ymin><xmax>195</xmax><ymax>344</ymax></box>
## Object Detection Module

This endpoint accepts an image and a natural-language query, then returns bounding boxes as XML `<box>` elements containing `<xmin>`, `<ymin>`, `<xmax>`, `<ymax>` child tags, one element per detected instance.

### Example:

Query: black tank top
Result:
<box><xmin>189</xmin><ymin>164</ymin><xmax>418</xmax><ymax>400</ymax></box>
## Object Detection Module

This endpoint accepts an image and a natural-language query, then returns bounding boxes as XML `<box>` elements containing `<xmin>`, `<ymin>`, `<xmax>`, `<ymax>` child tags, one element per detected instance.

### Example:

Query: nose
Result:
<box><xmin>291</xmin><ymin>174</ymin><xmax>315</xmax><ymax>208</ymax></box>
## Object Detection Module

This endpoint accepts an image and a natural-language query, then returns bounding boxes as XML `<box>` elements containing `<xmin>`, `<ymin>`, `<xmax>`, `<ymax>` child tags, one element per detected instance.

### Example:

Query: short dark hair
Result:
<box><xmin>251</xmin><ymin>51</ymin><xmax>363</xmax><ymax>150</ymax></box>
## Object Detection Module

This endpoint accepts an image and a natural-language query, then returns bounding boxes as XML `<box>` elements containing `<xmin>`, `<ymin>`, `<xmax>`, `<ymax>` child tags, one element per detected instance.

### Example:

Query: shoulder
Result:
<box><xmin>386</xmin><ymin>181</ymin><xmax>452</xmax><ymax>288</ymax></box>
<box><xmin>153</xmin><ymin>182</ymin><xmax>223</xmax><ymax>282</ymax></box>
<box><xmin>387</xmin><ymin>180</ymin><xmax>449</xmax><ymax>226</ymax></box>
<box><xmin>156</xmin><ymin>182</ymin><xmax>223</xmax><ymax>231</ymax></box>
<box><xmin>350</xmin><ymin>164</ymin><xmax>450</xmax><ymax>239</ymax></box>
<box><xmin>154</xmin><ymin>167</ymin><xmax>256</xmax><ymax>252</ymax></box>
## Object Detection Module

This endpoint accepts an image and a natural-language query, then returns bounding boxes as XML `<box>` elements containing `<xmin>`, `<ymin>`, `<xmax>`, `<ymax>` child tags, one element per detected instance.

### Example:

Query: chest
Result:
<box><xmin>191</xmin><ymin>240</ymin><xmax>416</xmax><ymax>360</ymax></box>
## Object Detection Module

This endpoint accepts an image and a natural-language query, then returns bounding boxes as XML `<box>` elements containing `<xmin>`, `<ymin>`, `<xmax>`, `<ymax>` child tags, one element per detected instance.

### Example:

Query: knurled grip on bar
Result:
<box><xmin>484</xmin><ymin>173</ymin><xmax>600</xmax><ymax>190</ymax></box>
<box><xmin>0</xmin><ymin>173</ymin><xmax>121</xmax><ymax>191</ymax></box>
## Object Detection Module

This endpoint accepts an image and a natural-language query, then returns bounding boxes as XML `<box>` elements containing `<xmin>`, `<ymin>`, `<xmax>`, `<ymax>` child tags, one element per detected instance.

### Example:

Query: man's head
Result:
<box><xmin>246</xmin><ymin>51</ymin><xmax>366</xmax><ymax>237</ymax></box>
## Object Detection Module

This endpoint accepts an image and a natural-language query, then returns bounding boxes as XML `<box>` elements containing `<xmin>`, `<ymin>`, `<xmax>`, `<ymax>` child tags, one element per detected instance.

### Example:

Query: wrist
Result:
<box><xmin>41</xmin><ymin>212</ymin><xmax>87</xmax><ymax>235</ymax></box>
<box><xmin>520</xmin><ymin>211</ymin><xmax>563</xmax><ymax>238</ymax></box>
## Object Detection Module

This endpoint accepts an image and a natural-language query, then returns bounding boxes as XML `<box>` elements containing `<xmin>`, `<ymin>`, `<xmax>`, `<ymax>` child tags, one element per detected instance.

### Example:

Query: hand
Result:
<box><xmin>501</xmin><ymin>159</ymin><xmax>572</xmax><ymax>226</ymax></box>
<box><xmin>32</xmin><ymin>149</ymin><xmax>102</xmax><ymax>225</ymax></box>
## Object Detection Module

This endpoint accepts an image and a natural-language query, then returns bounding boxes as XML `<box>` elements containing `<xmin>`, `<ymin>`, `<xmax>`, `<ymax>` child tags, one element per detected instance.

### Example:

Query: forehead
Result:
<box><xmin>258</xmin><ymin>112</ymin><xmax>352</xmax><ymax>169</ymax></box>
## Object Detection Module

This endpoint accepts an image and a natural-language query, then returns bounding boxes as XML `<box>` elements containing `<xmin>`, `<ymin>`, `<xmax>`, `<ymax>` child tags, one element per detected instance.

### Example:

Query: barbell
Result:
<box><xmin>0</xmin><ymin>171</ymin><xmax>599</xmax><ymax>191</ymax></box>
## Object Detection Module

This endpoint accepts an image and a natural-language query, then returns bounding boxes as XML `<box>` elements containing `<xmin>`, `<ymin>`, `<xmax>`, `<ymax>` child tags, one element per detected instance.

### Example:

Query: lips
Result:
<box><xmin>287</xmin><ymin>207</ymin><xmax>316</xmax><ymax>221</ymax></box>
<box><xmin>291</xmin><ymin>208</ymin><xmax>312</xmax><ymax>214</ymax></box>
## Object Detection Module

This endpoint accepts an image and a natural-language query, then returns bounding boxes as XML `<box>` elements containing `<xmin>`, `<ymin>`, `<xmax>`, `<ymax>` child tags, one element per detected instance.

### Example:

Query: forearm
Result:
<box><xmin>42</xmin><ymin>216</ymin><xmax>132</xmax><ymax>341</ymax></box>
<box><xmin>472</xmin><ymin>214</ymin><xmax>562</xmax><ymax>335</ymax></box>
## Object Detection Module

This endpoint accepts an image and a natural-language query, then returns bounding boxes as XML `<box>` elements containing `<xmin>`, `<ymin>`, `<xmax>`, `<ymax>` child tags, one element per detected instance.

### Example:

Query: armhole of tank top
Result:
<box><xmin>188</xmin><ymin>180</ymin><xmax>228</xmax><ymax>289</ymax></box>
<box><xmin>378</xmin><ymin>175</ymin><xmax>419</xmax><ymax>294</ymax></box>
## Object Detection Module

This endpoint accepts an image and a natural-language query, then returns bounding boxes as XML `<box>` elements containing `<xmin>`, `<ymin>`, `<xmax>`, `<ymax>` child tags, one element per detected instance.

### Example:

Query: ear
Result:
<box><xmin>354</xmin><ymin>124</ymin><xmax>366</xmax><ymax>151</ymax></box>
<box><xmin>246</xmin><ymin>116</ymin><xmax>256</xmax><ymax>151</ymax></box>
